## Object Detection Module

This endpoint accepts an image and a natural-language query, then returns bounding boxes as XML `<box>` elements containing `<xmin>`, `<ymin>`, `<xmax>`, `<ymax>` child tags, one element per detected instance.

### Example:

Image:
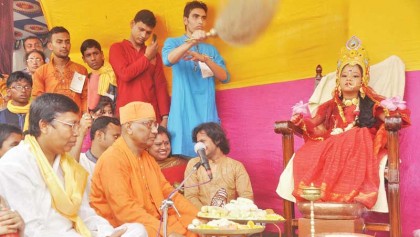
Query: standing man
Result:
<box><xmin>32</xmin><ymin>26</ymin><xmax>88</xmax><ymax>112</ymax></box>
<box><xmin>23</xmin><ymin>36</ymin><xmax>44</xmax><ymax>53</ymax></box>
<box><xmin>0</xmin><ymin>93</ymin><xmax>146</xmax><ymax>237</ymax></box>
<box><xmin>80</xmin><ymin>39</ymin><xmax>117</xmax><ymax>111</ymax></box>
<box><xmin>14</xmin><ymin>36</ymin><xmax>46</xmax><ymax>71</ymax></box>
<box><xmin>109</xmin><ymin>10</ymin><xmax>170</xmax><ymax>125</ymax></box>
<box><xmin>0</xmin><ymin>71</ymin><xmax>32</xmax><ymax>130</ymax></box>
<box><xmin>90</xmin><ymin>102</ymin><xmax>198</xmax><ymax>237</ymax></box>
<box><xmin>184</xmin><ymin>122</ymin><xmax>253</xmax><ymax>209</ymax></box>
<box><xmin>162</xmin><ymin>1</ymin><xmax>230</xmax><ymax>158</ymax></box>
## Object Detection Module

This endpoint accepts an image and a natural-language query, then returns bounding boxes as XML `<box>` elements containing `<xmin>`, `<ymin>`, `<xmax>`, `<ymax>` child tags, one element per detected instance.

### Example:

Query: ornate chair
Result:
<box><xmin>274</xmin><ymin>59</ymin><xmax>405</xmax><ymax>237</ymax></box>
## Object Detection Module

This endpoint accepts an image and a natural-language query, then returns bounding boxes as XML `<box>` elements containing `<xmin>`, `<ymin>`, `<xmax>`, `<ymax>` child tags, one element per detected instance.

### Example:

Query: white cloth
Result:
<box><xmin>79</xmin><ymin>153</ymin><xmax>95</xmax><ymax>195</ymax></box>
<box><xmin>80</xmin><ymin>153</ymin><xmax>96</xmax><ymax>177</ymax></box>
<box><xmin>308</xmin><ymin>55</ymin><xmax>405</xmax><ymax>114</ymax></box>
<box><xmin>13</xmin><ymin>49</ymin><xmax>26</xmax><ymax>71</ymax></box>
<box><xmin>0</xmin><ymin>142</ymin><xmax>147</xmax><ymax>237</ymax></box>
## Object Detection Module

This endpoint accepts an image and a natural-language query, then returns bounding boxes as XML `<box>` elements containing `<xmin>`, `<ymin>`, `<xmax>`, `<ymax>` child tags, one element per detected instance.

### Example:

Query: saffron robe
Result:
<box><xmin>90</xmin><ymin>137</ymin><xmax>198</xmax><ymax>237</ymax></box>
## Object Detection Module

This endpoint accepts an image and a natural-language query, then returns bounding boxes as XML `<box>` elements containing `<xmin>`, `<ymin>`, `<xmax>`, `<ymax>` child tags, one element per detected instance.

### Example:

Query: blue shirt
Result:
<box><xmin>162</xmin><ymin>35</ymin><xmax>230</xmax><ymax>157</ymax></box>
<box><xmin>0</xmin><ymin>109</ymin><xmax>25</xmax><ymax>130</ymax></box>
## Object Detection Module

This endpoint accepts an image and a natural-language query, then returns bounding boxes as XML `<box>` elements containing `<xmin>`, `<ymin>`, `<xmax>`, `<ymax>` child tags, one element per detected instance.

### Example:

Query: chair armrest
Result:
<box><xmin>274</xmin><ymin>120</ymin><xmax>303</xmax><ymax>137</ymax></box>
<box><xmin>384</xmin><ymin>115</ymin><xmax>403</xmax><ymax>237</ymax></box>
<box><xmin>384</xmin><ymin>115</ymin><xmax>402</xmax><ymax>185</ymax></box>
<box><xmin>384</xmin><ymin>115</ymin><xmax>402</xmax><ymax>132</ymax></box>
<box><xmin>274</xmin><ymin>120</ymin><xmax>301</xmax><ymax>237</ymax></box>
<box><xmin>274</xmin><ymin>121</ymin><xmax>303</xmax><ymax>167</ymax></box>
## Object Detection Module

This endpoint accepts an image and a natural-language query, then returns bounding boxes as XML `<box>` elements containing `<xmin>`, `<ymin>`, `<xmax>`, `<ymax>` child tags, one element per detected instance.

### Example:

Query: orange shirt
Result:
<box><xmin>32</xmin><ymin>58</ymin><xmax>88</xmax><ymax>112</ymax></box>
<box><xmin>90</xmin><ymin>137</ymin><xmax>198</xmax><ymax>237</ymax></box>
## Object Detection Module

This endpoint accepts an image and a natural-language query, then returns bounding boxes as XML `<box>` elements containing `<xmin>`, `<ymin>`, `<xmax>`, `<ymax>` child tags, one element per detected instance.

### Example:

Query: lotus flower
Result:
<box><xmin>292</xmin><ymin>101</ymin><xmax>309</xmax><ymax>115</ymax></box>
<box><xmin>380</xmin><ymin>96</ymin><xmax>407</xmax><ymax>111</ymax></box>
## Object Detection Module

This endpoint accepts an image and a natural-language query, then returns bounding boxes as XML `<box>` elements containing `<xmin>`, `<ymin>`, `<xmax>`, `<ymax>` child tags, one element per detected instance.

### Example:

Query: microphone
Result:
<box><xmin>194</xmin><ymin>142</ymin><xmax>213</xmax><ymax>180</ymax></box>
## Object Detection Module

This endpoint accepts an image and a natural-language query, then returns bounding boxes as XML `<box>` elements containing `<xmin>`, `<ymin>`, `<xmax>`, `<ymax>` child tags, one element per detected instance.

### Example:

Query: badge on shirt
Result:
<box><xmin>70</xmin><ymin>72</ymin><xmax>86</xmax><ymax>93</ymax></box>
<box><xmin>198</xmin><ymin>61</ymin><xmax>214</xmax><ymax>78</ymax></box>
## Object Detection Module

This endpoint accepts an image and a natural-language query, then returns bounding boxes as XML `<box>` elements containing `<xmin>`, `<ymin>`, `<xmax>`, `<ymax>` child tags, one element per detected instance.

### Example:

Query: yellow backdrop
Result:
<box><xmin>40</xmin><ymin>0</ymin><xmax>420</xmax><ymax>91</ymax></box>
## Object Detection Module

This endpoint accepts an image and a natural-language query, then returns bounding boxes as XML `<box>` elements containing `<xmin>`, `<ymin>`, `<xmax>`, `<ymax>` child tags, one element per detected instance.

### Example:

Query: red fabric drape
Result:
<box><xmin>0</xmin><ymin>0</ymin><xmax>14</xmax><ymax>74</ymax></box>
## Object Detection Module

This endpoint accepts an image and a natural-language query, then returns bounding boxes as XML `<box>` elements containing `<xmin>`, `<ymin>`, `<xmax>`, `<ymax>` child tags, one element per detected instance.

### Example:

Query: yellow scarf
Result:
<box><xmin>92</xmin><ymin>62</ymin><xmax>117</xmax><ymax>96</ymax></box>
<box><xmin>7</xmin><ymin>100</ymin><xmax>30</xmax><ymax>131</ymax></box>
<box><xmin>25</xmin><ymin>135</ymin><xmax>91</xmax><ymax>237</ymax></box>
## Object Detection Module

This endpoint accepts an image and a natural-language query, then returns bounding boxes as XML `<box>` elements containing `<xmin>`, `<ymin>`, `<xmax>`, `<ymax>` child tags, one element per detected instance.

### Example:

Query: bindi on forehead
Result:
<box><xmin>343</xmin><ymin>65</ymin><xmax>361</xmax><ymax>73</ymax></box>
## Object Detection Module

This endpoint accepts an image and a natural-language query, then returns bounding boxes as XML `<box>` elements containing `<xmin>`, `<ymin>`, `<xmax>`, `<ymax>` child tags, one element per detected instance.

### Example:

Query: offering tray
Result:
<box><xmin>197</xmin><ymin>212</ymin><xmax>285</xmax><ymax>223</ymax></box>
<box><xmin>188</xmin><ymin>226</ymin><xmax>265</xmax><ymax>235</ymax></box>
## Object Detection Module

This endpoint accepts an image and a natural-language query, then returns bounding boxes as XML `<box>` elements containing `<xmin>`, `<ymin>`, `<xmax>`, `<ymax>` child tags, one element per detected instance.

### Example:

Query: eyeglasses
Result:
<box><xmin>10</xmin><ymin>85</ymin><xmax>32</xmax><ymax>91</ymax></box>
<box><xmin>132</xmin><ymin>120</ymin><xmax>159</xmax><ymax>130</ymax></box>
<box><xmin>27</xmin><ymin>58</ymin><xmax>43</xmax><ymax>63</ymax></box>
<box><xmin>53</xmin><ymin>118</ymin><xmax>80</xmax><ymax>132</ymax></box>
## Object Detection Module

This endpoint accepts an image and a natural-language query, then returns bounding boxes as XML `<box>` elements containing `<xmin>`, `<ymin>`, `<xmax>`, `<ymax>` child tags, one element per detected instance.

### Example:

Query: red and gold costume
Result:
<box><xmin>156</xmin><ymin>156</ymin><xmax>188</xmax><ymax>186</ymax></box>
<box><xmin>292</xmin><ymin>37</ymin><xmax>410</xmax><ymax>208</ymax></box>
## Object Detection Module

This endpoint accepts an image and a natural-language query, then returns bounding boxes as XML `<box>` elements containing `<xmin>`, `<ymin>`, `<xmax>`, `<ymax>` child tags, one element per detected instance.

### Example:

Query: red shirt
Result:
<box><xmin>109</xmin><ymin>40</ymin><xmax>170</xmax><ymax>121</ymax></box>
<box><xmin>87</xmin><ymin>73</ymin><xmax>100</xmax><ymax>111</ymax></box>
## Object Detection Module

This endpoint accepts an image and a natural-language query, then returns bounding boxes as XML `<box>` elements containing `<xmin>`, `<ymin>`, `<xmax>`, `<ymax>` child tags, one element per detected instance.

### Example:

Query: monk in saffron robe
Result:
<box><xmin>90</xmin><ymin>101</ymin><xmax>198</xmax><ymax>237</ymax></box>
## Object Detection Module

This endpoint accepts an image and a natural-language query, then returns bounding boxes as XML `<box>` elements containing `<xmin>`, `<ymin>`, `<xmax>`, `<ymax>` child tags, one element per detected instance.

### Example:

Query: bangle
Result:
<box><xmin>162</xmin><ymin>115</ymin><xmax>169</xmax><ymax>119</ymax></box>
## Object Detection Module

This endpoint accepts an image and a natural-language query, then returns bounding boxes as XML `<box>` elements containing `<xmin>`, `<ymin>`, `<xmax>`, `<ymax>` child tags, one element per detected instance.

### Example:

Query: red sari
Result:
<box><xmin>293</xmin><ymin>87</ymin><xmax>410</xmax><ymax>208</ymax></box>
<box><xmin>157</xmin><ymin>156</ymin><xmax>188</xmax><ymax>186</ymax></box>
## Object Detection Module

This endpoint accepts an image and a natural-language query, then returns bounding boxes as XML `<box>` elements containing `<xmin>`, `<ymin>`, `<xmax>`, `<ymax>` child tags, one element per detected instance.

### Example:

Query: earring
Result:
<box><xmin>359</xmin><ymin>87</ymin><xmax>365</xmax><ymax>99</ymax></box>
<box><xmin>337</xmin><ymin>86</ymin><xmax>342</xmax><ymax>97</ymax></box>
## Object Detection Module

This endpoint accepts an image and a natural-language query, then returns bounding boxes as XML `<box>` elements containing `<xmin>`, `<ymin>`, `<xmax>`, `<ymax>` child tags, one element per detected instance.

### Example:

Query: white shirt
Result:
<box><xmin>79</xmin><ymin>153</ymin><xmax>96</xmax><ymax>195</ymax></box>
<box><xmin>0</xmin><ymin>141</ymin><xmax>146</xmax><ymax>237</ymax></box>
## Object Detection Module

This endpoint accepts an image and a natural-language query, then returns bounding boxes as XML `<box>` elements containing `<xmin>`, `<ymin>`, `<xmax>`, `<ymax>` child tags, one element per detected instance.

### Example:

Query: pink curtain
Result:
<box><xmin>0</xmin><ymin>0</ymin><xmax>14</xmax><ymax>74</ymax></box>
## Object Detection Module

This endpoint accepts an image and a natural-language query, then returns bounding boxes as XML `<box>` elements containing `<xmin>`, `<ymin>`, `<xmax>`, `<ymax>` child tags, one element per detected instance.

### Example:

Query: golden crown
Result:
<box><xmin>337</xmin><ymin>36</ymin><xmax>370</xmax><ymax>85</ymax></box>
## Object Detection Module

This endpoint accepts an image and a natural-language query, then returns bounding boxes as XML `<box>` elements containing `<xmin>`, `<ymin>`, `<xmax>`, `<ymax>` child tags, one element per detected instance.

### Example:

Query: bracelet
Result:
<box><xmin>162</xmin><ymin>115</ymin><xmax>169</xmax><ymax>119</ymax></box>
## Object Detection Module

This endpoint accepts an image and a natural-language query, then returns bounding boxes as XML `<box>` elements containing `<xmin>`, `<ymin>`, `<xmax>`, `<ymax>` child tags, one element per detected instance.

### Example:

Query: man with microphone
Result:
<box><xmin>184</xmin><ymin>122</ymin><xmax>253</xmax><ymax>209</ymax></box>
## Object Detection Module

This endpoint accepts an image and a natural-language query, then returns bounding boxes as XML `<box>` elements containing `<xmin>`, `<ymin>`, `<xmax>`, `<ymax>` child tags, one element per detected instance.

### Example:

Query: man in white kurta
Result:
<box><xmin>0</xmin><ymin>93</ymin><xmax>146</xmax><ymax>237</ymax></box>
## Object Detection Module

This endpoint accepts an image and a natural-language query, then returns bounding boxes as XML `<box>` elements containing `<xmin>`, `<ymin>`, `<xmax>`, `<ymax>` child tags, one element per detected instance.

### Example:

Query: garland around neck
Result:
<box><xmin>342</xmin><ymin>97</ymin><xmax>359</xmax><ymax>107</ymax></box>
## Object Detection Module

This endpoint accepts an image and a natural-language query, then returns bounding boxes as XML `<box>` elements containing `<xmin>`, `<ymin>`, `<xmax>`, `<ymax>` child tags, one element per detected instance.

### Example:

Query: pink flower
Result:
<box><xmin>292</xmin><ymin>101</ymin><xmax>309</xmax><ymax>115</ymax></box>
<box><xmin>380</xmin><ymin>96</ymin><xmax>407</xmax><ymax>111</ymax></box>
